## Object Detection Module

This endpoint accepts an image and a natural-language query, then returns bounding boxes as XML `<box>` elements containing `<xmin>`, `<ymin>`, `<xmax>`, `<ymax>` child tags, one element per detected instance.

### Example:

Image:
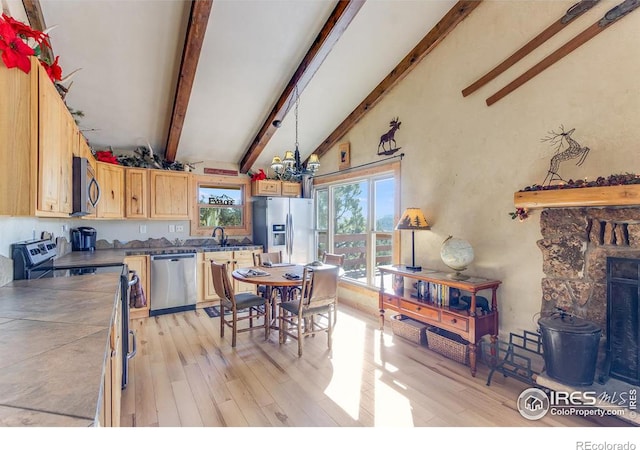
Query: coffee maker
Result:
<box><xmin>71</xmin><ymin>227</ymin><xmax>97</xmax><ymax>251</ymax></box>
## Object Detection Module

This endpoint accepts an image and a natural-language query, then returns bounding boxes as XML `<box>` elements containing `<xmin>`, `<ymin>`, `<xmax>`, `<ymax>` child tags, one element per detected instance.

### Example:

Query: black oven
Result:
<box><xmin>11</xmin><ymin>239</ymin><xmax>137</xmax><ymax>389</ymax></box>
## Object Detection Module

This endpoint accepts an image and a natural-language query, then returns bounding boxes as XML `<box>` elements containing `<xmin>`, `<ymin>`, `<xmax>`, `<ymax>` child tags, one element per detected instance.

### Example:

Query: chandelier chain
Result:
<box><xmin>294</xmin><ymin>85</ymin><xmax>299</xmax><ymax>149</ymax></box>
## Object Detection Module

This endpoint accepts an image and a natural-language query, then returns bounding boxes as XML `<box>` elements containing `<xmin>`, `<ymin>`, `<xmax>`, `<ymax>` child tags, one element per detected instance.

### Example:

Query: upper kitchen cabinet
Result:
<box><xmin>149</xmin><ymin>170</ymin><xmax>190</xmax><ymax>219</ymax></box>
<box><xmin>125</xmin><ymin>168</ymin><xmax>149</xmax><ymax>219</ymax></box>
<box><xmin>75</xmin><ymin>133</ymin><xmax>97</xmax><ymax>219</ymax></box>
<box><xmin>0</xmin><ymin>56</ymin><xmax>74</xmax><ymax>217</ymax></box>
<box><xmin>190</xmin><ymin>174</ymin><xmax>252</xmax><ymax>237</ymax></box>
<box><xmin>37</xmin><ymin>63</ymin><xmax>74</xmax><ymax>216</ymax></box>
<box><xmin>96</xmin><ymin>162</ymin><xmax>125</xmax><ymax>219</ymax></box>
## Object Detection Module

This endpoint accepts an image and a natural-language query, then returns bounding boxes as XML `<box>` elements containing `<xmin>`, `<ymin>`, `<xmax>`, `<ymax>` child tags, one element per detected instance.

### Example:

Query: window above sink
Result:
<box><xmin>190</xmin><ymin>174</ymin><xmax>252</xmax><ymax>237</ymax></box>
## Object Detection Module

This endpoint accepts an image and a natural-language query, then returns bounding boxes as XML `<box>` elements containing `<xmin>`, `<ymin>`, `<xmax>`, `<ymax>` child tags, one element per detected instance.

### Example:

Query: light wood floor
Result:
<box><xmin>120</xmin><ymin>303</ymin><xmax>628</xmax><ymax>428</ymax></box>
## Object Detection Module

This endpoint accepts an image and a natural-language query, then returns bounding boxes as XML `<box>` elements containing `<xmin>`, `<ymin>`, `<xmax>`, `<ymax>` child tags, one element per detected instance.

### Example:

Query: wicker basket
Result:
<box><xmin>426</xmin><ymin>326</ymin><xmax>469</xmax><ymax>365</ymax></box>
<box><xmin>391</xmin><ymin>315</ymin><xmax>427</xmax><ymax>345</ymax></box>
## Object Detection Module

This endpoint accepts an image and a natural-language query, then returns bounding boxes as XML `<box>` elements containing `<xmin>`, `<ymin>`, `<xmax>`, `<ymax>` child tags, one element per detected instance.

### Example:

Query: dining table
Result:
<box><xmin>231</xmin><ymin>262</ymin><xmax>341</xmax><ymax>327</ymax></box>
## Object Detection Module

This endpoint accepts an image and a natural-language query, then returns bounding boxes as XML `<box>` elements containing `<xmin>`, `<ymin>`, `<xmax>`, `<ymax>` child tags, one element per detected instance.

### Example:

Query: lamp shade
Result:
<box><xmin>271</xmin><ymin>156</ymin><xmax>284</xmax><ymax>172</ymax></box>
<box><xmin>396</xmin><ymin>208</ymin><xmax>431</xmax><ymax>230</ymax></box>
<box><xmin>307</xmin><ymin>153</ymin><xmax>320</xmax><ymax>172</ymax></box>
<box><xmin>283</xmin><ymin>151</ymin><xmax>295</xmax><ymax>166</ymax></box>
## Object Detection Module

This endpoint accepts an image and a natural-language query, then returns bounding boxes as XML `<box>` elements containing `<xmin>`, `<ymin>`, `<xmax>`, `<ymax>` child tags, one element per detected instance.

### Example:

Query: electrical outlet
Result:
<box><xmin>176</xmin><ymin>225</ymin><xmax>184</xmax><ymax>232</ymax></box>
<box><xmin>169</xmin><ymin>225</ymin><xmax>175</xmax><ymax>233</ymax></box>
<box><xmin>139</xmin><ymin>225</ymin><xmax>147</xmax><ymax>234</ymax></box>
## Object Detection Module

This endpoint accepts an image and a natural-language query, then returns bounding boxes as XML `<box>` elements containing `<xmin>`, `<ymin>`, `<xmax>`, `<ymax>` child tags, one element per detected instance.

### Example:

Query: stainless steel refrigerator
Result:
<box><xmin>253</xmin><ymin>197</ymin><xmax>315</xmax><ymax>264</ymax></box>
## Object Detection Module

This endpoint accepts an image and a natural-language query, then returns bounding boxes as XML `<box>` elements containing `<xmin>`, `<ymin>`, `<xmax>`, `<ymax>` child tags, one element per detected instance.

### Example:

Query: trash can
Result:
<box><xmin>538</xmin><ymin>311</ymin><xmax>601</xmax><ymax>386</ymax></box>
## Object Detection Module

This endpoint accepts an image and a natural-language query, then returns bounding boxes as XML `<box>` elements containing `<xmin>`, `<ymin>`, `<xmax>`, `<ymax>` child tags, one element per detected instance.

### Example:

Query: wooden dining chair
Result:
<box><xmin>253</xmin><ymin>251</ymin><xmax>284</xmax><ymax>302</ymax></box>
<box><xmin>322</xmin><ymin>251</ymin><xmax>345</xmax><ymax>267</ymax></box>
<box><xmin>278</xmin><ymin>265</ymin><xmax>339</xmax><ymax>357</ymax></box>
<box><xmin>322</xmin><ymin>251</ymin><xmax>344</xmax><ymax>324</ymax></box>
<box><xmin>254</xmin><ymin>251</ymin><xmax>283</xmax><ymax>266</ymax></box>
<box><xmin>210</xmin><ymin>261</ymin><xmax>270</xmax><ymax>347</ymax></box>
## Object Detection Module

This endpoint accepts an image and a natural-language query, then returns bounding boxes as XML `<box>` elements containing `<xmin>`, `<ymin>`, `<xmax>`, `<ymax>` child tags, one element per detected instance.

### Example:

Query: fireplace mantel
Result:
<box><xmin>514</xmin><ymin>184</ymin><xmax>640</xmax><ymax>209</ymax></box>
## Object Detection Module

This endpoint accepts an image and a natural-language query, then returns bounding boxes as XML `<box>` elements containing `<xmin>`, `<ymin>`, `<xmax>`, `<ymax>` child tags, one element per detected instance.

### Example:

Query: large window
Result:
<box><xmin>190</xmin><ymin>174</ymin><xmax>252</xmax><ymax>236</ymax></box>
<box><xmin>198</xmin><ymin>186</ymin><xmax>243</xmax><ymax>227</ymax></box>
<box><xmin>315</xmin><ymin>163</ymin><xmax>399</xmax><ymax>287</ymax></box>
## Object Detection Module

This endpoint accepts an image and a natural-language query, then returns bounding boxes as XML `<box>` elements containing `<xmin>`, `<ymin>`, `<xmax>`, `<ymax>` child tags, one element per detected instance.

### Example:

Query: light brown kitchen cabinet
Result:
<box><xmin>96</xmin><ymin>162</ymin><xmax>125</xmax><ymax>219</ymax></box>
<box><xmin>37</xmin><ymin>65</ymin><xmax>74</xmax><ymax>216</ymax></box>
<box><xmin>198</xmin><ymin>251</ymin><xmax>233</xmax><ymax>305</ymax></box>
<box><xmin>281</xmin><ymin>181</ymin><xmax>301</xmax><ymax>197</ymax></box>
<box><xmin>149</xmin><ymin>170</ymin><xmax>190</xmax><ymax>219</ymax></box>
<box><xmin>251</xmin><ymin>179</ymin><xmax>281</xmax><ymax>196</ymax></box>
<box><xmin>251</xmin><ymin>180</ymin><xmax>301</xmax><ymax>198</ymax></box>
<box><xmin>125</xmin><ymin>168</ymin><xmax>149</xmax><ymax>218</ymax></box>
<box><xmin>99</xmin><ymin>284</ymin><xmax>122</xmax><ymax>427</ymax></box>
<box><xmin>197</xmin><ymin>250</ymin><xmax>260</xmax><ymax>305</ymax></box>
<box><xmin>124</xmin><ymin>255</ymin><xmax>150</xmax><ymax>319</ymax></box>
<box><xmin>0</xmin><ymin>56</ymin><xmax>75</xmax><ymax>217</ymax></box>
<box><xmin>75</xmin><ymin>133</ymin><xmax>98</xmax><ymax>219</ymax></box>
<box><xmin>233</xmin><ymin>250</ymin><xmax>260</xmax><ymax>294</ymax></box>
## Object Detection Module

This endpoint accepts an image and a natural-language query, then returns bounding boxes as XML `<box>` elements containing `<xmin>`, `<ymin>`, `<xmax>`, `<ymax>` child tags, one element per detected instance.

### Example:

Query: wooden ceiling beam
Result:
<box><xmin>164</xmin><ymin>0</ymin><xmax>213</xmax><ymax>163</ymax></box>
<box><xmin>311</xmin><ymin>0</ymin><xmax>482</xmax><ymax>160</ymax></box>
<box><xmin>239</xmin><ymin>0</ymin><xmax>366</xmax><ymax>174</ymax></box>
<box><xmin>21</xmin><ymin>0</ymin><xmax>54</xmax><ymax>64</ymax></box>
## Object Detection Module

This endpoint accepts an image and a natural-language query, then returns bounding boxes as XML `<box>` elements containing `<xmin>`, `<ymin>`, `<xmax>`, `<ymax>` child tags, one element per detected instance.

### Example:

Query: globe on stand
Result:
<box><xmin>440</xmin><ymin>236</ymin><xmax>474</xmax><ymax>280</ymax></box>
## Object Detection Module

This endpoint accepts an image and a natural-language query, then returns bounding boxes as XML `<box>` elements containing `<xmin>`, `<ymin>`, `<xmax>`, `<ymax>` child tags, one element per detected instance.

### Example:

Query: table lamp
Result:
<box><xmin>395</xmin><ymin>207</ymin><xmax>431</xmax><ymax>271</ymax></box>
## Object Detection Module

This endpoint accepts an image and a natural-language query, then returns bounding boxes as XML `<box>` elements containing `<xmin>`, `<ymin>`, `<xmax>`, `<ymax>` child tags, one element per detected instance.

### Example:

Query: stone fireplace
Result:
<box><xmin>538</xmin><ymin>206</ymin><xmax>640</xmax><ymax>385</ymax></box>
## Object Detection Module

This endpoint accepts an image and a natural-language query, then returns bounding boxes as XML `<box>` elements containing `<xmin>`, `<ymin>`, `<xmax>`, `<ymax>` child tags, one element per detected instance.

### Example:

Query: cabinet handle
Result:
<box><xmin>450</xmin><ymin>318</ymin><xmax>457</xmax><ymax>324</ymax></box>
<box><xmin>416</xmin><ymin>306</ymin><xmax>421</xmax><ymax>311</ymax></box>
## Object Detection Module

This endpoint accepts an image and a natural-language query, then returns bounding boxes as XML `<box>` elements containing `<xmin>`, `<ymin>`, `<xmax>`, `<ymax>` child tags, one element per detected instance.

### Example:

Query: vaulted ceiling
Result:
<box><xmin>20</xmin><ymin>0</ymin><xmax>477</xmax><ymax>173</ymax></box>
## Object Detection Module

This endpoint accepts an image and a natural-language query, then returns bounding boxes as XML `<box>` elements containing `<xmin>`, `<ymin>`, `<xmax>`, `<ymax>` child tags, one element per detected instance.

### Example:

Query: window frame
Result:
<box><xmin>313</xmin><ymin>161</ymin><xmax>401</xmax><ymax>287</ymax></box>
<box><xmin>190</xmin><ymin>174</ymin><xmax>252</xmax><ymax>237</ymax></box>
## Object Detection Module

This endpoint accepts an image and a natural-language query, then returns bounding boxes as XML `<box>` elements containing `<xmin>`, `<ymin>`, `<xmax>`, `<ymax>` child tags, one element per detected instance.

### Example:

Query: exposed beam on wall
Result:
<box><xmin>239</xmin><ymin>0</ymin><xmax>366</xmax><ymax>174</ymax></box>
<box><xmin>21</xmin><ymin>0</ymin><xmax>54</xmax><ymax>64</ymax></box>
<box><xmin>311</xmin><ymin>0</ymin><xmax>482</xmax><ymax>160</ymax></box>
<box><xmin>164</xmin><ymin>0</ymin><xmax>213</xmax><ymax>163</ymax></box>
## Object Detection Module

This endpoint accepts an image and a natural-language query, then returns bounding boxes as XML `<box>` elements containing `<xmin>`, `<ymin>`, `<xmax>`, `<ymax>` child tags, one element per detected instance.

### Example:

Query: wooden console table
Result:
<box><xmin>378</xmin><ymin>265</ymin><xmax>501</xmax><ymax>377</ymax></box>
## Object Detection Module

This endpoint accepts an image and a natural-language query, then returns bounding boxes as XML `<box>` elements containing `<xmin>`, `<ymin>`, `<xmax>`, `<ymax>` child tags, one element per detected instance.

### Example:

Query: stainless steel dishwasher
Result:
<box><xmin>150</xmin><ymin>253</ymin><xmax>197</xmax><ymax>316</ymax></box>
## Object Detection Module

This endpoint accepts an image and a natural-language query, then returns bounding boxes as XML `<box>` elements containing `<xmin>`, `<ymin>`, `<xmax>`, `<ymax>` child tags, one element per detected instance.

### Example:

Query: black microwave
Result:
<box><xmin>71</xmin><ymin>156</ymin><xmax>101</xmax><ymax>216</ymax></box>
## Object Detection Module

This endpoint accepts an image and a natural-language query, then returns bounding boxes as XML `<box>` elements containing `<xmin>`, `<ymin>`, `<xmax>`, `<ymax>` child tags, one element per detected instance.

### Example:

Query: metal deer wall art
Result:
<box><xmin>541</xmin><ymin>125</ymin><xmax>590</xmax><ymax>185</ymax></box>
<box><xmin>377</xmin><ymin>117</ymin><xmax>402</xmax><ymax>155</ymax></box>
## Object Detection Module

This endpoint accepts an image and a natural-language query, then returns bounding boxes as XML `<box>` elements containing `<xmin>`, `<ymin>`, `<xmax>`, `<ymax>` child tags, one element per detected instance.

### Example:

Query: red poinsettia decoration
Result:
<box><xmin>1</xmin><ymin>13</ymin><xmax>49</xmax><ymax>48</ymax></box>
<box><xmin>41</xmin><ymin>55</ymin><xmax>62</xmax><ymax>82</ymax></box>
<box><xmin>0</xmin><ymin>14</ymin><xmax>62</xmax><ymax>82</ymax></box>
<box><xmin>0</xmin><ymin>18</ymin><xmax>34</xmax><ymax>73</ymax></box>
<box><xmin>250</xmin><ymin>169</ymin><xmax>267</xmax><ymax>181</ymax></box>
<box><xmin>95</xmin><ymin>150</ymin><xmax>119</xmax><ymax>165</ymax></box>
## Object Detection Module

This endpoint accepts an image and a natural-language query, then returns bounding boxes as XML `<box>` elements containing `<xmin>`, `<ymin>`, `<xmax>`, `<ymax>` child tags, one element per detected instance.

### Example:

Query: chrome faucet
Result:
<box><xmin>212</xmin><ymin>226</ymin><xmax>227</xmax><ymax>246</ymax></box>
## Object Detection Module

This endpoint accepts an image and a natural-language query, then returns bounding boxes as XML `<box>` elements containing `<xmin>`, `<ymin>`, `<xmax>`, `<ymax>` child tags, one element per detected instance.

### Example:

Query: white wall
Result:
<box><xmin>318</xmin><ymin>0</ymin><xmax>640</xmax><ymax>336</ymax></box>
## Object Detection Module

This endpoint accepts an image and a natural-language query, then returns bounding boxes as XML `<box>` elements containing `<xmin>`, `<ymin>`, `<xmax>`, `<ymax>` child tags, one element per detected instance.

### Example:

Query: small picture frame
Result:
<box><xmin>339</xmin><ymin>142</ymin><xmax>350</xmax><ymax>170</ymax></box>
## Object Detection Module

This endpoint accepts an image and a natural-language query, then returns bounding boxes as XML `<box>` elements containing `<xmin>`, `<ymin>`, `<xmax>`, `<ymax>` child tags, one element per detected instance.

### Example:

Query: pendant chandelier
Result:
<box><xmin>270</xmin><ymin>86</ymin><xmax>320</xmax><ymax>182</ymax></box>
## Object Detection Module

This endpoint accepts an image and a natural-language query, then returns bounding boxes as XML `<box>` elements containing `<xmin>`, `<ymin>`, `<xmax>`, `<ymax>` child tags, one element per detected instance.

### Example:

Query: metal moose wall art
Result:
<box><xmin>377</xmin><ymin>117</ymin><xmax>402</xmax><ymax>155</ymax></box>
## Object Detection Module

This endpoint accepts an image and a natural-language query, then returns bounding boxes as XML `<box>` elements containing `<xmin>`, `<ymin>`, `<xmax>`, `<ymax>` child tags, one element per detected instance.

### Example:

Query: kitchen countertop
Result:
<box><xmin>0</xmin><ymin>244</ymin><xmax>262</xmax><ymax>426</ymax></box>
<box><xmin>0</xmin><ymin>273</ymin><xmax>121</xmax><ymax>426</ymax></box>
<box><xmin>53</xmin><ymin>244</ymin><xmax>262</xmax><ymax>267</ymax></box>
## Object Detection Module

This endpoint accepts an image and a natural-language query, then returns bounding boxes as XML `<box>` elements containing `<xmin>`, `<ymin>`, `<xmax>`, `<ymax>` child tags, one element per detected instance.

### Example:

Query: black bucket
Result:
<box><xmin>538</xmin><ymin>311</ymin><xmax>601</xmax><ymax>386</ymax></box>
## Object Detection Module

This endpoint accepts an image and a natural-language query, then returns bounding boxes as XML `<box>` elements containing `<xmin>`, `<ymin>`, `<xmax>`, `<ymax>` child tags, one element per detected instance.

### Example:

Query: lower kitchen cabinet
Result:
<box><xmin>124</xmin><ymin>255</ymin><xmax>150</xmax><ymax>319</ymax></box>
<box><xmin>197</xmin><ymin>250</ymin><xmax>261</xmax><ymax>305</ymax></box>
<box><xmin>234</xmin><ymin>250</ymin><xmax>260</xmax><ymax>294</ymax></box>
<box><xmin>198</xmin><ymin>251</ymin><xmax>233</xmax><ymax>306</ymax></box>
<box><xmin>98</xmin><ymin>283</ymin><xmax>122</xmax><ymax>427</ymax></box>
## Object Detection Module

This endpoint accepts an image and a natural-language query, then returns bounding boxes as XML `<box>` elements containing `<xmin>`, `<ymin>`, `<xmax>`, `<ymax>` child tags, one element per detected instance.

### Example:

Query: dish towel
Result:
<box><xmin>129</xmin><ymin>270</ymin><xmax>147</xmax><ymax>308</ymax></box>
